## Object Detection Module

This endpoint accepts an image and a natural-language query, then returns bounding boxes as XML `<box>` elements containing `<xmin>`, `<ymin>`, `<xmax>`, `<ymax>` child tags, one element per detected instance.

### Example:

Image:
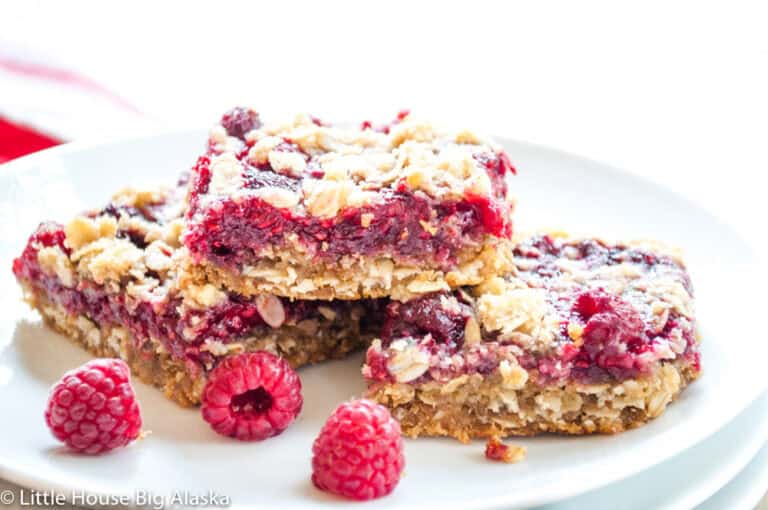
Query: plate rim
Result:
<box><xmin>542</xmin><ymin>393</ymin><xmax>768</xmax><ymax>510</ymax></box>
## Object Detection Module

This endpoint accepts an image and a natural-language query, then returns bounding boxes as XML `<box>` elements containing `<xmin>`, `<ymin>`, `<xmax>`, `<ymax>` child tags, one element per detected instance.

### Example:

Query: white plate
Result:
<box><xmin>541</xmin><ymin>393</ymin><xmax>768</xmax><ymax>510</ymax></box>
<box><xmin>0</xmin><ymin>132</ymin><xmax>766</xmax><ymax>509</ymax></box>
<box><xmin>699</xmin><ymin>443</ymin><xmax>768</xmax><ymax>510</ymax></box>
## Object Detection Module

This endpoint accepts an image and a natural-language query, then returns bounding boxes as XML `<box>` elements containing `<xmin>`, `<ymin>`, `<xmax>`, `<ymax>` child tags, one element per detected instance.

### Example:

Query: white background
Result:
<box><xmin>1</xmin><ymin>1</ymin><xmax>767</xmax><ymax>507</ymax></box>
<box><xmin>2</xmin><ymin>0</ymin><xmax>767</xmax><ymax>243</ymax></box>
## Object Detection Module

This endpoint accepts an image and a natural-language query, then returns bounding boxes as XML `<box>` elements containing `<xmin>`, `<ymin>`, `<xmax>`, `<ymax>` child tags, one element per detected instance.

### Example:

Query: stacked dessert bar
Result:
<box><xmin>182</xmin><ymin>109</ymin><xmax>515</xmax><ymax>300</ymax></box>
<box><xmin>13</xmin><ymin>108</ymin><xmax>700</xmax><ymax>437</ymax></box>
<box><xmin>363</xmin><ymin>234</ymin><xmax>699</xmax><ymax>440</ymax></box>
<box><xmin>13</xmin><ymin>184</ymin><xmax>379</xmax><ymax>405</ymax></box>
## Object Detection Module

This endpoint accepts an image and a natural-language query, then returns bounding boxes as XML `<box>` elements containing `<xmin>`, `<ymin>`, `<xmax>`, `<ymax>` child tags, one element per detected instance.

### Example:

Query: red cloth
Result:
<box><xmin>0</xmin><ymin>116</ymin><xmax>61</xmax><ymax>164</ymax></box>
<box><xmin>0</xmin><ymin>53</ymin><xmax>142</xmax><ymax>164</ymax></box>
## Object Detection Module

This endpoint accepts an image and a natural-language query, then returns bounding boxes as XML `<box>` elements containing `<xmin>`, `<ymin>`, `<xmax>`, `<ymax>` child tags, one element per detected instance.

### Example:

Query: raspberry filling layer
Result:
<box><xmin>184</xmin><ymin>145</ymin><xmax>514</xmax><ymax>271</ymax></box>
<box><xmin>13</xmin><ymin>223</ymin><xmax>374</xmax><ymax>374</ymax></box>
<box><xmin>513</xmin><ymin>235</ymin><xmax>699</xmax><ymax>383</ymax></box>
<box><xmin>364</xmin><ymin>293</ymin><xmax>519</xmax><ymax>384</ymax></box>
<box><xmin>365</xmin><ymin>236</ymin><xmax>699</xmax><ymax>386</ymax></box>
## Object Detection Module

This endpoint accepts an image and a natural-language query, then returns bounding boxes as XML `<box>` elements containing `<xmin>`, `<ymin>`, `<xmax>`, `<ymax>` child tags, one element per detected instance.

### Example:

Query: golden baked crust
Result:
<box><xmin>368</xmin><ymin>360</ymin><xmax>699</xmax><ymax>442</ymax></box>
<box><xmin>23</xmin><ymin>286</ymin><xmax>369</xmax><ymax>407</ymax></box>
<box><xmin>181</xmin><ymin>240</ymin><xmax>514</xmax><ymax>301</ymax></box>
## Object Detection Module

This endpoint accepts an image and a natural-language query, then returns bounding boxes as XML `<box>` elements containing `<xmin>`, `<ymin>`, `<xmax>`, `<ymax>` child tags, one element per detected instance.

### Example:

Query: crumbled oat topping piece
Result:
<box><xmin>255</xmin><ymin>294</ymin><xmax>286</xmax><ymax>328</ymax></box>
<box><xmin>484</xmin><ymin>437</ymin><xmax>526</xmax><ymax>464</ymax></box>
<box><xmin>65</xmin><ymin>215</ymin><xmax>117</xmax><ymax>251</ymax></box>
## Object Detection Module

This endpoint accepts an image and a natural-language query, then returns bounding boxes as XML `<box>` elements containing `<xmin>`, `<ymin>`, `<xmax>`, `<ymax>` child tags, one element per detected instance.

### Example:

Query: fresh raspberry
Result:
<box><xmin>44</xmin><ymin>359</ymin><xmax>142</xmax><ymax>454</ymax></box>
<box><xmin>201</xmin><ymin>351</ymin><xmax>302</xmax><ymax>441</ymax></box>
<box><xmin>311</xmin><ymin>399</ymin><xmax>405</xmax><ymax>500</ymax></box>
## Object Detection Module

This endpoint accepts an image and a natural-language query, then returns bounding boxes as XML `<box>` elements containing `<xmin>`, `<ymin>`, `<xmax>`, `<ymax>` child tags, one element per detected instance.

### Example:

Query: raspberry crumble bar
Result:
<box><xmin>182</xmin><ymin>108</ymin><xmax>516</xmax><ymax>301</ymax></box>
<box><xmin>363</xmin><ymin>234</ymin><xmax>701</xmax><ymax>441</ymax></box>
<box><xmin>13</xmin><ymin>186</ymin><xmax>380</xmax><ymax>406</ymax></box>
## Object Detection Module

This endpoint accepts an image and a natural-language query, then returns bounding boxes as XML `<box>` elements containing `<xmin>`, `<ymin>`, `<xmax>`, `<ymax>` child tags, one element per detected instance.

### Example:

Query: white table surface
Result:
<box><xmin>1</xmin><ymin>1</ymin><xmax>766</xmax><ymax>507</ymax></box>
